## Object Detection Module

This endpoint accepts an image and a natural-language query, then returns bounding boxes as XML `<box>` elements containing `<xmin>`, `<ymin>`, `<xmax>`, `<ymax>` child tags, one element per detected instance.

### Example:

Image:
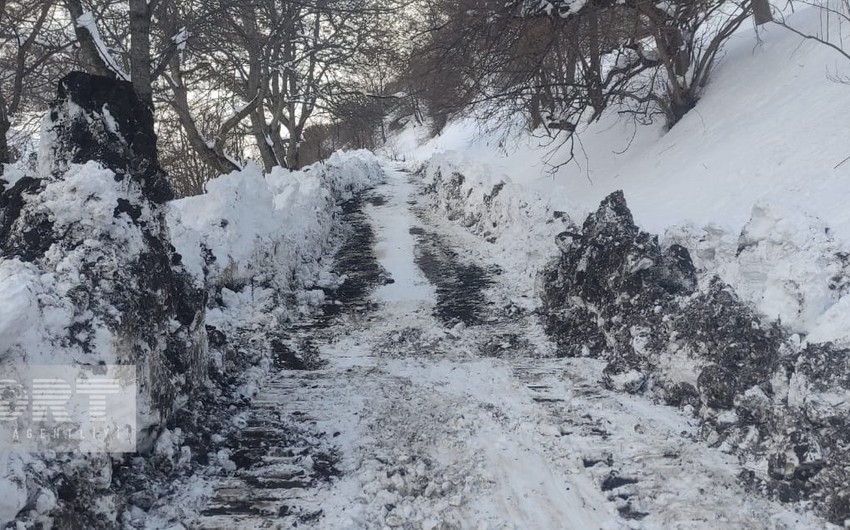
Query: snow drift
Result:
<box><xmin>167</xmin><ymin>149</ymin><xmax>385</xmax><ymax>331</ymax></box>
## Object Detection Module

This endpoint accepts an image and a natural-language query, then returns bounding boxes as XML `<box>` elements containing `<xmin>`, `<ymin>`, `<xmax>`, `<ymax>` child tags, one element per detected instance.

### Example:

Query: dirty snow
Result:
<box><xmin>150</xmin><ymin>164</ymin><xmax>832</xmax><ymax>529</ymax></box>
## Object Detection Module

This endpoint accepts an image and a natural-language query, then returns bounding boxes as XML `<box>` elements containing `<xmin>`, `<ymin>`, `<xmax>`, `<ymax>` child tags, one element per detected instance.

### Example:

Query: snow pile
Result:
<box><xmin>665</xmin><ymin>204</ymin><xmax>850</xmax><ymax>346</ymax></box>
<box><xmin>0</xmin><ymin>164</ymin><xmax>154</xmax><ymax>364</ymax></box>
<box><xmin>538</xmin><ymin>192</ymin><xmax>850</xmax><ymax>524</ymax></box>
<box><xmin>420</xmin><ymin>151</ymin><xmax>570</xmax><ymax>297</ymax></box>
<box><xmin>168</xmin><ymin>149</ymin><xmax>385</xmax><ymax>329</ymax></box>
<box><xmin>0</xmin><ymin>73</ymin><xmax>206</xmax><ymax>526</ymax></box>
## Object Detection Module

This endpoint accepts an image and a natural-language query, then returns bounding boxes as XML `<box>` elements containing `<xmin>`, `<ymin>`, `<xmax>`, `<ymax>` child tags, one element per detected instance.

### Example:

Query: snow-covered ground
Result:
<box><xmin>146</xmin><ymin>164</ymin><xmax>833</xmax><ymax>529</ymax></box>
<box><xmin>3</xmin><ymin>4</ymin><xmax>849</xmax><ymax>527</ymax></box>
<box><xmin>383</xmin><ymin>2</ymin><xmax>850</xmax><ymax>349</ymax></box>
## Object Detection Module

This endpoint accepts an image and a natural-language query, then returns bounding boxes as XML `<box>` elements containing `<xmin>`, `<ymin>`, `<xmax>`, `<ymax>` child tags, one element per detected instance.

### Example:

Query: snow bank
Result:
<box><xmin>0</xmin><ymin>69</ymin><xmax>383</xmax><ymax>526</ymax></box>
<box><xmin>666</xmin><ymin>204</ymin><xmax>850</xmax><ymax>346</ymax></box>
<box><xmin>0</xmin><ymin>73</ymin><xmax>206</xmax><ymax>526</ymax></box>
<box><xmin>421</xmin><ymin>151</ymin><xmax>571</xmax><ymax>298</ymax></box>
<box><xmin>538</xmin><ymin>192</ymin><xmax>850</xmax><ymax>524</ymax></box>
<box><xmin>403</xmin><ymin>3</ymin><xmax>850</xmax><ymax>346</ymax></box>
<box><xmin>168</xmin><ymin>150</ymin><xmax>384</xmax><ymax>326</ymax></box>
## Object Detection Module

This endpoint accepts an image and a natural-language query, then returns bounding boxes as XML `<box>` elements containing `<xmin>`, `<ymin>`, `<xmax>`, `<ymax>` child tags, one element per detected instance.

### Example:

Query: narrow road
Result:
<box><xmin>192</xmin><ymin>165</ymin><xmax>826</xmax><ymax>529</ymax></box>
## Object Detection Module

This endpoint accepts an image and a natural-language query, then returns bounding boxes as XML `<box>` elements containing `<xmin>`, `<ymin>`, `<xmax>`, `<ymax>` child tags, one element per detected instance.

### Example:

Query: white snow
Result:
<box><xmin>75</xmin><ymin>12</ymin><xmax>130</xmax><ymax>82</ymax></box>
<box><xmin>0</xmin><ymin>160</ymin><xmax>156</xmax><ymax>366</ymax></box>
<box><xmin>385</xmin><ymin>3</ymin><xmax>850</xmax><ymax>346</ymax></box>
<box><xmin>0</xmin><ymin>164</ymin><xmax>25</xmax><ymax>187</ymax></box>
<box><xmin>365</xmin><ymin>168</ymin><xmax>435</xmax><ymax>304</ymax></box>
<box><xmin>169</xmin><ymin>150</ymin><xmax>383</xmax><ymax>288</ymax></box>
<box><xmin>0</xmin><ymin>454</ymin><xmax>27</xmax><ymax>526</ymax></box>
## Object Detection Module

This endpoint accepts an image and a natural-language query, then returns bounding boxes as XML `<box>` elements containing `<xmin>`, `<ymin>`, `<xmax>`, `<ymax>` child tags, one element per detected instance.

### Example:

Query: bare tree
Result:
<box><xmin>145</xmin><ymin>0</ymin><xmax>401</xmax><ymax>175</ymax></box>
<box><xmin>1</xmin><ymin>0</ymin><xmax>71</xmax><ymax>165</ymax></box>
<box><xmin>407</xmin><ymin>0</ymin><xmax>760</xmax><ymax>150</ymax></box>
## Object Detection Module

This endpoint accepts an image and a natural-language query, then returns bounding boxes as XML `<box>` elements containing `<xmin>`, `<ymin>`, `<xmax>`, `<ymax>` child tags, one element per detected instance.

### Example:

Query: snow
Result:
<box><xmin>75</xmin><ymin>12</ymin><xmax>130</xmax><ymax>82</ymax></box>
<box><xmin>168</xmin><ymin>149</ymin><xmax>384</xmax><ymax>298</ymax></box>
<box><xmin>385</xmin><ymin>3</ymin><xmax>850</xmax><ymax>345</ymax></box>
<box><xmin>0</xmin><ymin>156</ymin><xmax>160</xmax><ymax>523</ymax></box>
<box><xmin>172</xmin><ymin>27</ymin><xmax>189</xmax><ymax>52</ymax></box>
<box><xmin>0</xmin><ymin>164</ymin><xmax>25</xmax><ymax>187</ymax></box>
<box><xmin>43</xmin><ymin>163</ymin><xmax>148</xmax><ymax>247</ymax></box>
<box><xmin>419</xmin><ymin>151</ymin><xmax>569</xmax><ymax>302</ymax></box>
<box><xmin>366</xmin><ymin>168</ymin><xmax>435</xmax><ymax>304</ymax></box>
<box><xmin>0</xmin><ymin>160</ymin><xmax>158</xmax><ymax>366</ymax></box>
<box><xmin>0</xmin><ymin>454</ymin><xmax>27</xmax><ymax>526</ymax></box>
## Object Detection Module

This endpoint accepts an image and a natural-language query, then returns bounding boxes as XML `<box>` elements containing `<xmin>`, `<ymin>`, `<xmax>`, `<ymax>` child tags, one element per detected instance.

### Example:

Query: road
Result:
<box><xmin>186</xmin><ymin>164</ymin><xmax>827</xmax><ymax>529</ymax></box>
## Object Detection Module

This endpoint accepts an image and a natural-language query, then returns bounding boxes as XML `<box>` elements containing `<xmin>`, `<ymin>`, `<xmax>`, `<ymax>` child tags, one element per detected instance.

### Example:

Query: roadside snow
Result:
<box><xmin>386</xmin><ymin>3</ymin><xmax>850</xmax><ymax>346</ymax></box>
<box><xmin>0</xmin><ymin>148</ymin><xmax>385</xmax><ymax>527</ymax></box>
<box><xmin>167</xmin><ymin>150</ymin><xmax>385</xmax><ymax>326</ymax></box>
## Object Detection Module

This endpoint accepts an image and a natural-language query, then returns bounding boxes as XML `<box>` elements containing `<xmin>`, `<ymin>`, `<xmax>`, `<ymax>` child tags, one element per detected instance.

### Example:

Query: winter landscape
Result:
<box><xmin>2</xmin><ymin>0</ymin><xmax>850</xmax><ymax>528</ymax></box>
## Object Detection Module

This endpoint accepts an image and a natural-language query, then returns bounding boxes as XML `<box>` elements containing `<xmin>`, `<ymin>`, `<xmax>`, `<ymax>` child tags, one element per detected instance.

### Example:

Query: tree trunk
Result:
<box><xmin>250</xmin><ymin>111</ymin><xmax>278</xmax><ymax>172</ymax></box>
<box><xmin>0</xmin><ymin>0</ymin><xmax>8</xmax><ymax>164</ymax></box>
<box><xmin>64</xmin><ymin>0</ymin><xmax>114</xmax><ymax>78</ymax></box>
<box><xmin>285</xmin><ymin>129</ymin><xmax>299</xmax><ymax>170</ymax></box>
<box><xmin>129</xmin><ymin>0</ymin><xmax>154</xmax><ymax>109</ymax></box>
<box><xmin>0</xmin><ymin>90</ymin><xmax>9</xmax><ymax>165</ymax></box>
<box><xmin>753</xmin><ymin>0</ymin><xmax>773</xmax><ymax>25</ymax></box>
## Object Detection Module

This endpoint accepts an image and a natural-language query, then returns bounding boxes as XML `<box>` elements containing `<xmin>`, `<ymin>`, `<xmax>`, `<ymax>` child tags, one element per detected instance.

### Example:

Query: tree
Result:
<box><xmin>153</xmin><ymin>0</ymin><xmax>399</xmax><ymax>173</ymax></box>
<box><xmin>408</xmin><ymin>0</ymin><xmax>760</xmax><ymax>148</ymax></box>
<box><xmin>0</xmin><ymin>0</ymin><xmax>69</xmax><ymax>165</ymax></box>
<box><xmin>753</xmin><ymin>0</ymin><xmax>773</xmax><ymax>24</ymax></box>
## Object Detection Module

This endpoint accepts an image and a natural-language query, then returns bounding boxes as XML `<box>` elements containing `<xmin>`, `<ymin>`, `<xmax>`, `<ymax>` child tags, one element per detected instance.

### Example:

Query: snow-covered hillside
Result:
<box><xmin>385</xmin><ymin>3</ymin><xmax>850</xmax><ymax>349</ymax></box>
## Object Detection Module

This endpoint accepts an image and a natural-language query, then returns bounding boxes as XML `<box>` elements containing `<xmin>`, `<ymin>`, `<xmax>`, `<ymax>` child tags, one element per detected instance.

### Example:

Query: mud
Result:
<box><xmin>410</xmin><ymin>226</ymin><xmax>494</xmax><ymax>326</ymax></box>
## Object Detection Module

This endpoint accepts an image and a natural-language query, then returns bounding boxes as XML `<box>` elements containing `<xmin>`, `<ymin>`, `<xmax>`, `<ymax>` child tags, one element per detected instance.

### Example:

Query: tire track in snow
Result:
<box><xmin>191</xmin><ymin>163</ymin><xmax>830</xmax><ymax>529</ymax></box>
<box><xmin>314</xmin><ymin>166</ymin><xmax>616</xmax><ymax>529</ymax></box>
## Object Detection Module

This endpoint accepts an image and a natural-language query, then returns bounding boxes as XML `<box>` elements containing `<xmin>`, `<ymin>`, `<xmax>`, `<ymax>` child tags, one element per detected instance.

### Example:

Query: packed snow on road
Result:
<box><xmin>2</xmin><ymin>2</ymin><xmax>850</xmax><ymax>529</ymax></box>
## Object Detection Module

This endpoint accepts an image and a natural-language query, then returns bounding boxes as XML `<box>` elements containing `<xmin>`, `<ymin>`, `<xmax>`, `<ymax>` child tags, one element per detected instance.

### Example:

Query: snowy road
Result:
<box><xmin>188</xmin><ymin>165</ymin><xmax>830</xmax><ymax>529</ymax></box>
